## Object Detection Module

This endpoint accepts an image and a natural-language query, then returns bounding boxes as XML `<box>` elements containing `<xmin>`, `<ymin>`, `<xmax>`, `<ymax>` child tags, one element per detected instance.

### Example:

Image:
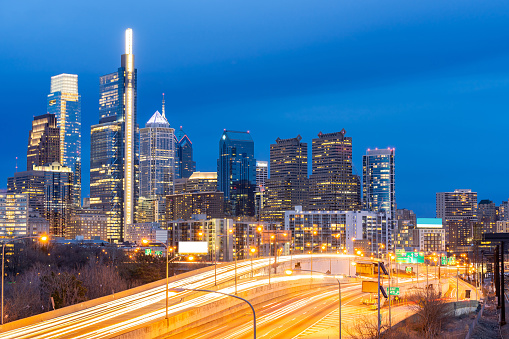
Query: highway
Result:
<box><xmin>174</xmin><ymin>276</ymin><xmax>419</xmax><ymax>339</ymax></box>
<box><xmin>0</xmin><ymin>255</ymin><xmax>478</xmax><ymax>339</ymax></box>
<box><xmin>0</xmin><ymin>254</ymin><xmax>345</xmax><ymax>339</ymax></box>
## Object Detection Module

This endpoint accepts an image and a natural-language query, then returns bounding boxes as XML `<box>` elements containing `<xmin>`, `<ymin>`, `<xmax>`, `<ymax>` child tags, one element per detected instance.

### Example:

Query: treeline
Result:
<box><xmin>2</xmin><ymin>242</ymin><xmax>168</xmax><ymax>323</ymax></box>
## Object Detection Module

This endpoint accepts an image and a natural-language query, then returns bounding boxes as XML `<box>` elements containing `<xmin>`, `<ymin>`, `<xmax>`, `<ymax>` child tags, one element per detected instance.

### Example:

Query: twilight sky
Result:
<box><xmin>1</xmin><ymin>0</ymin><xmax>509</xmax><ymax>217</ymax></box>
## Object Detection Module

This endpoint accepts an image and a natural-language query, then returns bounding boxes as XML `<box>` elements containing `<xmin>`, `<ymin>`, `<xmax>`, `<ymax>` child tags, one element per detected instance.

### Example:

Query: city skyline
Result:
<box><xmin>2</xmin><ymin>1</ymin><xmax>509</xmax><ymax>217</ymax></box>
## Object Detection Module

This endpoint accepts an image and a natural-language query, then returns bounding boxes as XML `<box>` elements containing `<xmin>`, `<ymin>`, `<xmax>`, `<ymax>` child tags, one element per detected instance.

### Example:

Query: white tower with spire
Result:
<box><xmin>139</xmin><ymin>104</ymin><xmax>176</xmax><ymax>198</ymax></box>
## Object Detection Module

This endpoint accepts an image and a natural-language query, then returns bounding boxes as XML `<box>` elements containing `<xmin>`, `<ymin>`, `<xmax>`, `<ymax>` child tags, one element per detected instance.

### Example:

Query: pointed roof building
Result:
<box><xmin>146</xmin><ymin>110</ymin><xmax>170</xmax><ymax>128</ymax></box>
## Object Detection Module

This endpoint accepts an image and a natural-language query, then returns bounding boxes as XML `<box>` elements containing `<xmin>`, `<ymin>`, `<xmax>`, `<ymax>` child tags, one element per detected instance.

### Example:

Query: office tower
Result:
<box><xmin>499</xmin><ymin>200</ymin><xmax>509</xmax><ymax>221</ymax></box>
<box><xmin>217</xmin><ymin>130</ymin><xmax>256</xmax><ymax>217</ymax></box>
<box><xmin>47</xmin><ymin>74</ymin><xmax>81</xmax><ymax>206</ymax></box>
<box><xmin>363</xmin><ymin>148</ymin><xmax>395</xmax><ymax>217</ymax></box>
<box><xmin>175</xmin><ymin>127</ymin><xmax>196</xmax><ymax>179</ymax></box>
<box><xmin>140</xmin><ymin>110</ymin><xmax>175</xmax><ymax>198</ymax></box>
<box><xmin>27</xmin><ymin>114</ymin><xmax>60</xmax><ymax>170</ymax></box>
<box><xmin>136</xmin><ymin>196</ymin><xmax>166</xmax><ymax>224</ymax></box>
<box><xmin>415</xmin><ymin>218</ymin><xmax>446</xmax><ymax>252</ymax></box>
<box><xmin>436</xmin><ymin>189</ymin><xmax>477</xmax><ymax>243</ymax></box>
<box><xmin>256</xmin><ymin>161</ymin><xmax>268</xmax><ymax>188</ymax></box>
<box><xmin>174</xmin><ymin>172</ymin><xmax>217</xmax><ymax>193</ymax></box>
<box><xmin>166</xmin><ymin>191</ymin><xmax>224</xmax><ymax>221</ymax></box>
<box><xmin>395</xmin><ymin>208</ymin><xmax>417</xmax><ymax>250</ymax></box>
<box><xmin>478</xmin><ymin>199</ymin><xmax>497</xmax><ymax>233</ymax></box>
<box><xmin>262</xmin><ymin>136</ymin><xmax>309</xmax><ymax>222</ymax></box>
<box><xmin>8</xmin><ymin>163</ymin><xmax>73</xmax><ymax>237</ymax></box>
<box><xmin>308</xmin><ymin>130</ymin><xmax>361</xmax><ymax>211</ymax></box>
<box><xmin>363</xmin><ymin>148</ymin><xmax>396</xmax><ymax>249</ymax></box>
<box><xmin>255</xmin><ymin>161</ymin><xmax>268</xmax><ymax>218</ymax></box>
<box><xmin>90</xmin><ymin>29</ymin><xmax>139</xmax><ymax>242</ymax></box>
<box><xmin>0</xmin><ymin>194</ymin><xmax>49</xmax><ymax>240</ymax></box>
<box><xmin>167</xmin><ymin>216</ymin><xmax>234</xmax><ymax>261</ymax></box>
<box><xmin>68</xmin><ymin>209</ymin><xmax>107</xmax><ymax>240</ymax></box>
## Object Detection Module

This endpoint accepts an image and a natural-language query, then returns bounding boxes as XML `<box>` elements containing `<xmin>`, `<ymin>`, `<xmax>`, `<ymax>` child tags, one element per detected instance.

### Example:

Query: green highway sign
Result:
<box><xmin>145</xmin><ymin>248</ymin><xmax>152</xmax><ymax>255</ymax></box>
<box><xmin>405</xmin><ymin>266</ymin><xmax>413</xmax><ymax>273</ymax></box>
<box><xmin>155</xmin><ymin>251</ymin><xmax>163</xmax><ymax>256</ymax></box>
<box><xmin>388</xmin><ymin>287</ymin><xmax>400</xmax><ymax>296</ymax></box>
<box><xmin>396</xmin><ymin>252</ymin><xmax>424</xmax><ymax>264</ymax></box>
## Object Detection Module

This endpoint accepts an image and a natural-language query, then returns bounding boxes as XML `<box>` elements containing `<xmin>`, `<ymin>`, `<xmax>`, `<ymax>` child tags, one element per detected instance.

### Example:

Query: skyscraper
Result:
<box><xmin>140</xmin><ymin>110</ymin><xmax>175</xmax><ymax>197</ymax></box>
<box><xmin>363</xmin><ymin>148</ymin><xmax>396</xmax><ymax>248</ymax></box>
<box><xmin>175</xmin><ymin>126</ymin><xmax>196</xmax><ymax>179</ymax></box>
<box><xmin>262</xmin><ymin>135</ymin><xmax>309</xmax><ymax>222</ymax></box>
<box><xmin>217</xmin><ymin>130</ymin><xmax>256</xmax><ymax>217</ymax></box>
<box><xmin>309</xmin><ymin>130</ymin><xmax>361</xmax><ymax>211</ymax></box>
<box><xmin>47</xmin><ymin>74</ymin><xmax>81</xmax><ymax>206</ymax></box>
<box><xmin>255</xmin><ymin>161</ymin><xmax>268</xmax><ymax>218</ymax></box>
<box><xmin>436</xmin><ymin>189</ymin><xmax>478</xmax><ymax>245</ymax></box>
<box><xmin>27</xmin><ymin>114</ymin><xmax>60</xmax><ymax>170</ymax></box>
<box><xmin>90</xmin><ymin>29</ymin><xmax>138</xmax><ymax>242</ymax></box>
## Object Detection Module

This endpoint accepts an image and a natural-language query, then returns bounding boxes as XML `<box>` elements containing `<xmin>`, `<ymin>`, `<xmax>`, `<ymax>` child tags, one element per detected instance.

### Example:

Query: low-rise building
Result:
<box><xmin>68</xmin><ymin>209</ymin><xmax>107</xmax><ymax>240</ymax></box>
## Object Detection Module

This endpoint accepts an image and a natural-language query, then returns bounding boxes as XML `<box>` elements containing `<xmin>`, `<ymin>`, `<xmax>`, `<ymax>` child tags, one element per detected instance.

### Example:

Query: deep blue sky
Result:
<box><xmin>1</xmin><ymin>0</ymin><xmax>509</xmax><ymax>217</ymax></box>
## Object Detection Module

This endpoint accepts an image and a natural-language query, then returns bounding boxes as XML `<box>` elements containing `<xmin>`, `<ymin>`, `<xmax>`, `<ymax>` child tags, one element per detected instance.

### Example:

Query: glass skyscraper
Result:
<box><xmin>175</xmin><ymin>126</ymin><xmax>196</xmax><ymax>179</ymax></box>
<box><xmin>90</xmin><ymin>29</ymin><xmax>138</xmax><ymax>242</ymax></box>
<box><xmin>217</xmin><ymin>130</ymin><xmax>256</xmax><ymax>217</ymax></box>
<box><xmin>140</xmin><ymin>110</ymin><xmax>175</xmax><ymax>197</ymax></box>
<box><xmin>47</xmin><ymin>73</ymin><xmax>81</xmax><ymax>206</ymax></box>
<box><xmin>363</xmin><ymin>148</ymin><xmax>396</xmax><ymax>250</ymax></box>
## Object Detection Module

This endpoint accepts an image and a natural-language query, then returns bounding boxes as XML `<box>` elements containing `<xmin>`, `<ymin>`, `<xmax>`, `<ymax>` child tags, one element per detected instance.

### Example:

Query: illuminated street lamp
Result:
<box><xmin>2</xmin><ymin>234</ymin><xmax>49</xmax><ymax>325</ymax></box>
<box><xmin>170</xmin><ymin>287</ymin><xmax>256</xmax><ymax>339</ymax></box>
<box><xmin>141</xmin><ymin>239</ymin><xmax>193</xmax><ymax>321</ymax></box>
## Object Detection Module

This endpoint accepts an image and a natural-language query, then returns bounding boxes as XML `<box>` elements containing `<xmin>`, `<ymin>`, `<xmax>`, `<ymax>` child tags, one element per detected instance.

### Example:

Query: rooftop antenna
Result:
<box><xmin>162</xmin><ymin>93</ymin><xmax>166</xmax><ymax>118</ymax></box>
<box><xmin>15</xmin><ymin>157</ymin><xmax>18</xmax><ymax>173</ymax></box>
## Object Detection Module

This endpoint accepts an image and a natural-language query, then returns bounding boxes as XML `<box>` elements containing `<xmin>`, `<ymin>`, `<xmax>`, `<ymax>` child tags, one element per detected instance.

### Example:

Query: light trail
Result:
<box><xmin>1</xmin><ymin>254</ymin><xmax>352</xmax><ymax>338</ymax></box>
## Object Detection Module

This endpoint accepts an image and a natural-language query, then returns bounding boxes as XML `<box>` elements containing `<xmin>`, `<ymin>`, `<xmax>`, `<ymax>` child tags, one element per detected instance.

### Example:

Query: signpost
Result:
<box><xmin>388</xmin><ymin>287</ymin><xmax>400</xmax><ymax>296</ymax></box>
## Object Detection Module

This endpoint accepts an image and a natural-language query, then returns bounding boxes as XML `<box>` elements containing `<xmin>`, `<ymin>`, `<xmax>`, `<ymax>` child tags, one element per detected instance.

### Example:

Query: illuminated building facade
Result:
<box><xmin>90</xmin><ymin>29</ymin><xmax>139</xmax><ymax>242</ymax></box>
<box><xmin>167</xmin><ymin>215</ymin><xmax>234</xmax><ymax>261</ymax></box>
<box><xmin>255</xmin><ymin>161</ymin><xmax>268</xmax><ymax>218</ymax></box>
<box><xmin>415</xmin><ymin>218</ymin><xmax>445</xmax><ymax>252</ymax></box>
<box><xmin>217</xmin><ymin>130</ymin><xmax>256</xmax><ymax>217</ymax></box>
<box><xmin>436</xmin><ymin>189</ymin><xmax>477</xmax><ymax>242</ymax></box>
<box><xmin>27</xmin><ymin>114</ymin><xmax>60</xmax><ymax>170</ymax></box>
<box><xmin>175</xmin><ymin>127</ymin><xmax>196</xmax><ymax>179</ymax></box>
<box><xmin>140</xmin><ymin>110</ymin><xmax>175</xmax><ymax>198</ymax></box>
<box><xmin>309</xmin><ymin>130</ymin><xmax>361</xmax><ymax>211</ymax></box>
<box><xmin>284</xmin><ymin>207</ymin><xmax>388</xmax><ymax>256</ymax></box>
<box><xmin>8</xmin><ymin>163</ymin><xmax>73</xmax><ymax>237</ymax></box>
<box><xmin>166</xmin><ymin>191</ymin><xmax>224</xmax><ymax>221</ymax></box>
<box><xmin>68</xmin><ymin>208</ymin><xmax>107</xmax><ymax>240</ymax></box>
<box><xmin>363</xmin><ymin>148</ymin><xmax>396</xmax><ymax>249</ymax></box>
<box><xmin>174</xmin><ymin>172</ymin><xmax>217</xmax><ymax>194</ymax></box>
<box><xmin>262</xmin><ymin>136</ymin><xmax>309</xmax><ymax>222</ymax></box>
<box><xmin>47</xmin><ymin>74</ymin><xmax>81</xmax><ymax>206</ymax></box>
<box><xmin>478</xmin><ymin>199</ymin><xmax>497</xmax><ymax>233</ymax></box>
<box><xmin>0</xmin><ymin>194</ymin><xmax>49</xmax><ymax>239</ymax></box>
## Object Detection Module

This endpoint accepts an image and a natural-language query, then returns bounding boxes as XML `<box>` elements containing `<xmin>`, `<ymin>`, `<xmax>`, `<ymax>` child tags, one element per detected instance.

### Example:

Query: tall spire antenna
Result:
<box><xmin>162</xmin><ymin>93</ymin><xmax>166</xmax><ymax>118</ymax></box>
<box><xmin>15</xmin><ymin>157</ymin><xmax>18</xmax><ymax>173</ymax></box>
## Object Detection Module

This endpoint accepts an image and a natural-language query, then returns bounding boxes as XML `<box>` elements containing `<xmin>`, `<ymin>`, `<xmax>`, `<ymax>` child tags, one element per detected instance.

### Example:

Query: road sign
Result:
<box><xmin>388</xmin><ymin>287</ymin><xmax>400</xmax><ymax>296</ymax></box>
<box><xmin>405</xmin><ymin>266</ymin><xmax>413</xmax><ymax>273</ymax></box>
<box><xmin>396</xmin><ymin>252</ymin><xmax>424</xmax><ymax>264</ymax></box>
<box><xmin>145</xmin><ymin>248</ymin><xmax>152</xmax><ymax>255</ymax></box>
<box><xmin>362</xmin><ymin>281</ymin><xmax>379</xmax><ymax>293</ymax></box>
<box><xmin>155</xmin><ymin>250</ymin><xmax>163</xmax><ymax>256</ymax></box>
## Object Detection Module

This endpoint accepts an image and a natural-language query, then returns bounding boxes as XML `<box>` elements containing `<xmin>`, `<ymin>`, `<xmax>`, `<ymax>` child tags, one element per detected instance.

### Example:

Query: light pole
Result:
<box><xmin>234</xmin><ymin>247</ymin><xmax>257</xmax><ymax>295</ymax></box>
<box><xmin>286</xmin><ymin>269</ymin><xmax>342</xmax><ymax>339</ymax></box>
<box><xmin>142</xmin><ymin>239</ymin><xmax>193</xmax><ymax>321</ymax></box>
<box><xmin>2</xmin><ymin>234</ymin><xmax>48</xmax><ymax>325</ymax></box>
<box><xmin>170</xmin><ymin>287</ymin><xmax>256</xmax><ymax>339</ymax></box>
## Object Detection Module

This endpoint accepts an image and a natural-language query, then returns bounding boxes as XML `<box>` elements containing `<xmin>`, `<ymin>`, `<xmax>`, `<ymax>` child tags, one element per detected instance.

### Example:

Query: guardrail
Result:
<box><xmin>464</xmin><ymin>300</ymin><xmax>484</xmax><ymax>339</ymax></box>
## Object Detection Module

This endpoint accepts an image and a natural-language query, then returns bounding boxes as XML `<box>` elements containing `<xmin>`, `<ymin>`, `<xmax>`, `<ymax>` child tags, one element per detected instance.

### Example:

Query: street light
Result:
<box><xmin>170</xmin><ymin>287</ymin><xmax>257</xmax><ymax>339</ymax></box>
<box><xmin>141</xmin><ymin>239</ymin><xmax>193</xmax><ymax>321</ymax></box>
<box><xmin>234</xmin><ymin>247</ymin><xmax>257</xmax><ymax>295</ymax></box>
<box><xmin>2</xmin><ymin>234</ymin><xmax>49</xmax><ymax>325</ymax></box>
<box><xmin>286</xmin><ymin>269</ymin><xmax>343</xmax><ymax>339</ymax></box>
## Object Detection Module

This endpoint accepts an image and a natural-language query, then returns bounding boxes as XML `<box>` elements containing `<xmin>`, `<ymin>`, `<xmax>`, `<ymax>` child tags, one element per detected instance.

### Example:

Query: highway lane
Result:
<box><xmin>177</xmin><ymin>276</ymin><xmax>420</xmax><ymax>339</ymax></box>
<box><xmin>0</xmin><ymin>254</ymin><xmax>350</xmax><ymax>339</ymax></box>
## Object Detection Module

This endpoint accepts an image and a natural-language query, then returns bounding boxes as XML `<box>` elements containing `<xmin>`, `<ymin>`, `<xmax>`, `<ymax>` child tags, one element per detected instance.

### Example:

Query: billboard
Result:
<box><xmin>178</xmin><ymin>241</ymin><xmax>208</xmax><ymax>254</ymax></box>
<box><xmin>417</xmin><ymin>218</ymin><xmax>442</xmax><ymax>228</ymax></box>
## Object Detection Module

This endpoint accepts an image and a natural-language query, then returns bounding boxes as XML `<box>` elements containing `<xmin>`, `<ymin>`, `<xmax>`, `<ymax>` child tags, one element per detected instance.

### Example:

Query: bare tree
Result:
<box><xmin>79</xmin><ymin>262</ymin><xmax>128</xmax><ymax>299</ymax></box>
<box><xmin>407</xmin><ymin>287</ymin><xmax>450</xmax><ymax>339</ymax></box>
